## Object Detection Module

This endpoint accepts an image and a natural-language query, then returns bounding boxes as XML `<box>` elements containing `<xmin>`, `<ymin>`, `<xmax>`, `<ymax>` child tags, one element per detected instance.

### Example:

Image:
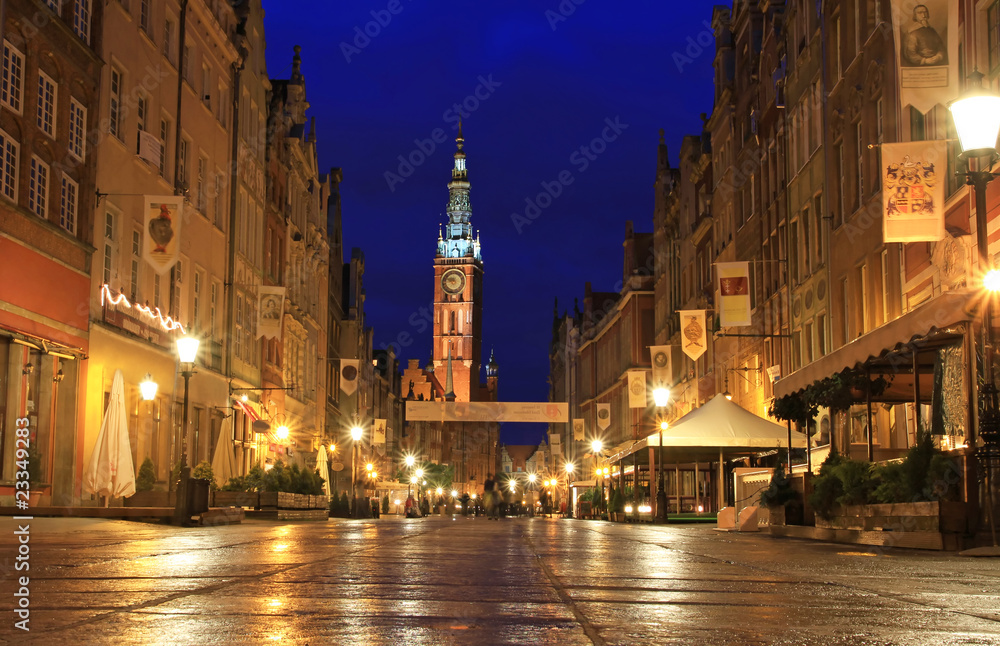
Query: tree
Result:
<box><xmin>136</xmin><ymin>457</ymin><xmax>156</xmax><ymax>492</ymax></box>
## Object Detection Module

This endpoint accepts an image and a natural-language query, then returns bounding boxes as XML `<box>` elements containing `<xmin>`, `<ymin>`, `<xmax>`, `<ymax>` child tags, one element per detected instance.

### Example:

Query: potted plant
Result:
<box><xmin>759</xmin><ymin>457</ymin><xmax>801</xmax><ymax>525</ymax></box>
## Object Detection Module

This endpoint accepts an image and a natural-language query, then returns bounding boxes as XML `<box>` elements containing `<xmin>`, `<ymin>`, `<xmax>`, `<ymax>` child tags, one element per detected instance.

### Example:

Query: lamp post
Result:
<box><xmin>591</xmin><ymin>439</ymin><xmax>604</xmax><ymax>516</ymax></box>
<box><xmin>565</xmin><ymin>462</ymin><xmax>575</xmax><ymax>517</ymax></box>
<box><xmin>172</xmin><ymin>334</ymin><xmax>200</xmax><ymax>526</ymax></box>
<box><xmin>652</xmin><ymin>386</ymin><xmax>670</xmax><ymax>522</ymax></box>
<box><xmin>405</xmin><ymin>455</ymin><xmax>415</xmax><ymax>499</ymax></box>
<box><xmin>950</xmin><ymin>72</ymin><xmax>1000</xmax><ymax>546</ymax></box>
<box><xmin>350</xmin><ymin>424</ymin><xmax>363</xmax><ymax>517</ymax></box>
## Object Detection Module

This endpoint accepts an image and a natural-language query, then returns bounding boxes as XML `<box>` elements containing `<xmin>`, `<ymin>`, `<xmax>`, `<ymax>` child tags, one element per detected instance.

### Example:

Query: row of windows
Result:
<box><xmin>0</xmin><ymin>128</ymin><xmax>79</xmax><ymax>234</ymax></box>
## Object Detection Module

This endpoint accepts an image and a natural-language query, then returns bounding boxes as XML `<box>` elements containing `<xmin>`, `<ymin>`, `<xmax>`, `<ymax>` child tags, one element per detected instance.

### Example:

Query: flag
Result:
<box><xmin>142</xmin><ymin>195</ymin><xmax>183</xmax><ymax>275</ymax></box>
<box><xmin>650</xmin><ymin>345</ymin><xmax>671</xmax><ymax>388</ymax></box>
<box><xmin>340</xmin><ymin>359</ymin><xmax>360</xmax><ymax>396</ymax></box>
<box><xmin>766</xmin><ymin>365</ymin><xmax>781</xmax><ymax>383</ymax></box>
<box><xmin>882</xmin><ymin>141</ymin><xmax>946</xmax><ymax>243</ymax></box>
<box><xmin>137</xmin><ymin>130</ymin><xmax>162</xmax><ymax>167</ymax></box>
<box><xmin>891</xmin><ymin>0</ymin><xmax>958</xmax><ymax>113</ymax></box>
<box><xmin>373</xmin><ymin>419</ymin><xmax>386</xmax><ymax>446</ymax></box>
<box><xmin>573</xmin><ymin>418</ymin><xmax>585</xmax><ymax>441</ymax></box>
<box><xmin>627</xmin><ymin>370</ymin><xmax>646</xmax><ymax>408</ymax></box>
<box><xmin>679</xmin><ymin>310</ymin><xmax>707</xmax><ymax>361</ymax></box>
<box><xmin>257</xmin><ymin>286</ymin><xmax>285</xmax><ymax>339</ymax></box>
<box><xmin>596</xmin><ymin>403</ymin><xmax>611</xmax><ymax>431</ymax></box>
<box><xmin>717</xmin><ymin>262</ymin><xmax>751</xmax><ymax>327</ymax></box>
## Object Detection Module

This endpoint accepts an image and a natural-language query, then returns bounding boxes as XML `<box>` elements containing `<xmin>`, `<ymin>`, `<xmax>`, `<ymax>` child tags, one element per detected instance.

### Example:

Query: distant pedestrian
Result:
<box><xmin>484</xmin><ymin>473</ymin><xmax>498</xmax><ymax>520</ymax></box>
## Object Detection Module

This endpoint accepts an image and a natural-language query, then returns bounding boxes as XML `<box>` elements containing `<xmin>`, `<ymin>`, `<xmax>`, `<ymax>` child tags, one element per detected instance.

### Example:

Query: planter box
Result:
<box><xmin>815</xmin><ymin>501</ymin><xmax>969</xmax><ymax>533</ymax></box>
<box><xmin>212</xmin><ymin>491</ymin><xmax>259</xmax><ymax>508</ymax></box>
<box><xmin>259</xmin><ymin>492</ymin><xmax>279</xmax><ymax>509</ymax></box>
<box><xmin>124</xmin><ymin>490</ymin><xmax>174</xmax><ymax>507</ymax></box>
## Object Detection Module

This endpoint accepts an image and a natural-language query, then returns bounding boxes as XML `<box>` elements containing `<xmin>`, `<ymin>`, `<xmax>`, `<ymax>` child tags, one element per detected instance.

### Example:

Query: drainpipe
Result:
<box><xmin>174</xmin><ymin>0</ymin><xmax>188</xmax><ymax>196</ymax></box>
<box><xmin>224</xmin><ymin>43</ymin><xmax>246</xmax><ymax>377</ymax></box>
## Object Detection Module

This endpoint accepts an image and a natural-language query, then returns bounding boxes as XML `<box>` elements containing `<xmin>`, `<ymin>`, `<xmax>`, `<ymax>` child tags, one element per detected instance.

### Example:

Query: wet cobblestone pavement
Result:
<box><xmin>2</xmin><ymin>515</ymin><xmax>1000</xmax><ymax>645</ymax></box>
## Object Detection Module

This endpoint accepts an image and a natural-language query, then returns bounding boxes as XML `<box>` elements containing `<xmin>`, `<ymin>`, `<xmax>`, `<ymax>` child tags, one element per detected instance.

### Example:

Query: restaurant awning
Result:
<box><xmin>774</xmin><ymin>291</ymin><xmax>974</xmax><ymax>399</ymax></box>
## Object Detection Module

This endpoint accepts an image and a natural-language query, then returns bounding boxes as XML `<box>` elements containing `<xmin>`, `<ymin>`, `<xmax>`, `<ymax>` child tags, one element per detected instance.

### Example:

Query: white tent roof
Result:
<box><xmin>647</xmin><ymin>394</ymin><xmax>808</xmax><ymax>449</ymax></box>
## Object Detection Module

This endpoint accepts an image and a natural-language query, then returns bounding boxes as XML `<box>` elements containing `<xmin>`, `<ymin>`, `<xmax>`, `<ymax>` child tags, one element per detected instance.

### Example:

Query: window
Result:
<box><xmin>68</xmin><ymin>98</ymin><xmax>85</xmax><ymax>160</ymax></box>
<box><xmin>44</xmin><ymin>0</ymin><xmax>60</xmax><ymax>11</ymax></box>
<box><xmin>201</xmin><ymin>64</ymin><xmax>211</xmax><ymax>107</ymax></box>
<box><xmin>37</xmin><ymin>71</ymin><xmax>56</xmax><ymax>138</ymax></box>
<box><xmin>858</xmin><ymin>263</ymin><xmax>869</xmax><ymax>334</ymax></box>
<box><xmin>817</xmin><ymin>313</ymin><xmax>827</xmax><ymax>357</ymax></box>
<box><xmin>833</xmin><ymin>15</ymin><xmax>841</xmax><ymax>79</ymax></box>
<box><xmin>804</xmin><ymin>321</ymin><xmax>814</xmax><ymax>363</ymax></box>
<box><xmin>234</xmin><ymin>295</ymin><xmax>243</xmax><ymax>359</ymax></box>
<box><xmin>813</xmin><ymin>194</ymin><xmax>823</xmax><ymax>264</ymax></box>
<box><xmin>169</xmin><ymin>260</ymin><xmax>182</xmax><ymax>318</ymax></box>
<box><xmin>182</xmin><ymin>44</ymin><xmax>192</xmax><ymax>82</ymax></box>
<box><xmin>836</xmin><ymin>144</ymin><xmax>844</xmax><ymax>227</ymax></box>
<box><xmin>218</xmin><ymin>83</ymin><xmax>228</xmax><ymax>127</ymax></box>
<box><xmin>880</xmin><ymin>249</ymin><xmax>889</xmax><ymax>324</ymax></box>
<box><xmin>109</xmin><ymin>67</ymin><xmax>123</xmax><ymax>141</ymax></box>
<box><xmin>802</xmin><ymin>207</ymin><xmax>811</xmax><ymax>276</ymax></box>
<box><xmin>163</xmin><ymin>19</ymin><xmax>174</xmax><ymax>63</ymax></box>
<box><xmin>73</xmin><ymin>0</ymin><xmax>92</xmax><ymax>44</ymax></box>
<box><xmin>136</xmin><ymin>94</ymin><xmax>147</xmax><ymax>133</ymax></box>
<box><xmin>990</xmin><ymin>1</ymin><xmax>1000</xmax><ymax>75</ymax></box>
<box><xmin>0</xmin><ymin>128</ymin><xmax>19</xmax><ymax>200</ymax></box>
<box><xmin>139</xmin><ymin>0</ymin><xmax>150</xmax><ymax>34</ymax></box>
<box><xmin>210</xmin><ymin>282</ymin><xmax>218</xmax><ymax>337</ymax></box>
<box><xmin>841</xmin><ymin>277</ymin><xmax>850</xmax><ymax>343</ymax></box>
<box><xmin>159</xmin><ymin>118</ymin><xmax>169</xmax><ymax>175</ymax></box>
<box><xmin>130</xmin><ymin>230</ymin><xmax>140</xmax><ymax>299</ymax></box>
<box><xmin>2</xmin><ymin>41</ymin><xmax>24</xmax><ymax>113</ymax></box>
<box><xmin>214</xmin><ymin>170</ymin><xmax>225</xmax><ymax>229</ymax></box>
<box><xmin>59</xmin><ymin>175</ymin><xmax>78</xmax><ymax>234</ymax></box>
<box><xmin>855</xmin><ymin>121</ymin><xmax>863</xmax><ymax>210</ymax></box>
<box><xmin>876</xmin><ymin>98</ymin><xmax>884</xmax><ymax>143</ymax></box>
<box><xmin>178</xmin><ymin>138</ymin><xmax>188</xmax><ymax>187</ymax></box>
<box><xmin>193</xmin><ymin>271</ymin><xmax>201</xmax><ymax>330</ymax></box>
<box><xmin>103</xmin><ymin>211</ymin><xmax>115</xmax><ymax>285</ymax></box>
<box><xmin>197</xmin><ymin>155</ymin><xmax>206</xmax><ymax>212</ymax></box>
<box><xmin>28</xmin><ymin>156</ymin><xmax>48</xmax><ymax>218</ymax></box>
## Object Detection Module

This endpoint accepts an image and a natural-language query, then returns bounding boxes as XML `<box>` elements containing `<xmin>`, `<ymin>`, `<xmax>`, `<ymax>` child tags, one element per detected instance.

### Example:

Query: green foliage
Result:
<box><xmin>25</xmin><ymin>444</ymin><xmax>45</xmax><ymax>486</ymax></box>
<box><xmin>382</xmin><ymin>494</ymin><xmax>390</xmax><ymax>514</ymax></box>
<box><xmin>759</xmin><ymin>460</ymin><xmax>798</xmax><ymax>508</ymax></box>
<box><xmin>136</xmin><ymin>457</ymin><xmax>156</xmax><ymax>492</ymax></box>
<box><xmin>258</xmin><ymin>460</ymin><xmax>324</xmax><ymax>495</ymax></box>
<box><xmin>221</xmin><ymin>465</ymin><xmax>266</xmax><ymax>492</ymax></box>
<box><xmin>768</xmin><ymin>393</ymin><xmax>816</xmax><ymax>425</ymax></box>
<box><xmin>609</xmin><ymin>485</ymin><xmax>625</xmax><ymax>513</ymax></box>
<box><xmin>809</xmin><ymin>449</ymin><xmax>848</xmax><ymax>519</ymax></box>
<box><xmin>871</xmin><ymin>461</ymin><xmax>906</xmax><ymax>504</ymax></box>
<box><xmin>836</xmin><ymin>460</ymin><xmax>875</xmax><ymax>506</ymax></box>
<box><xmin>192</xmin><ymin>460</ymin><xmax>215</xmax><ymax>489</ymax></box>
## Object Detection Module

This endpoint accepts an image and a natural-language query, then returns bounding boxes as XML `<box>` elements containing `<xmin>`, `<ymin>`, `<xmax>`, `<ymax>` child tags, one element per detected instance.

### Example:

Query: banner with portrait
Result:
<box><xmin>892</xmin><ymin>0</ymin><xmax>958</xmax><ymax>113</ymax></box>
<box><xmin>142</xmin><ymin>195</ymin><xmax>183</xmax><ymax>275</ymax></box>
<box><xmin>717</xmin><ymin>262</ymin><xmax>751</xmax><ymax>327</ymax></box>
<box><xmin>627</xmin><ymin>370</ymin><xmax>646</xmax><ymax>409</ymax></box>
<box><xmin>596</xmin><ymin>403</ymin><xmax>611</xmax><ymax>431</ymax></box>
<box><xmin>650</xmin><ymin>345</ymin><xmax>671</xmax><ymax>388</ymax></box>
<box><xmin>573</xmin><ymin>418</ymin><xmax>585</xmax><ymax>442</ymax></box>
<box><xmin>678</xmin><ymin>310</ymin><xmax>707</xmax><ymax>361</ymax></box>
<box><xmin>257</xmin><ymin>286</ymin><xmax>285</xmax><ymax>339</ymax></box>
<box><xmin>882</xmin><ymin>140</ymin><xmax>946</xmax><ymax>243</ymax></box>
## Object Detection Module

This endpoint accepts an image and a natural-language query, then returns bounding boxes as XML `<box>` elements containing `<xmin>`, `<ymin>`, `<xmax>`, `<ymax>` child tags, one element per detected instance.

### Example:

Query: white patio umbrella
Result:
<box><xmin>316</xmin><ymin>444</ymin><xmax>331</xmax><ymax>498</ymax></box>
<box><xmin>211</xmin><ymin>416</ymin><xmax>237</xmax><ymax>488</ymax></box>
<box><xmin>84</xmin><ymin>369</ymin><xmax>136</xmax><ymax>500</ymax></box>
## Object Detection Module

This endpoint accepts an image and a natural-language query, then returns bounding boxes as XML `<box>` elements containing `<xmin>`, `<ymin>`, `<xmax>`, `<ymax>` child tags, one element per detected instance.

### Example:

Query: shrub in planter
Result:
<box><xmin>609</xmin><ymin>486</ymin><xmax>625</xmax><ymax>515</ymax></box>
<box><xmin>192</xmin><ymin>460</ymin><xmax>216</xmax><ymax>489</ymax></box>
<box><xmin>136</xmin><ymin>457</ymin><xmax>156</xmax><ymax>492</ymax></box>
<box><xmin>809</xmin><ymin>449</ymin><xmax>847</xmax><ymax>519</ymax></box>
<box><xmin>382</xmin><ymin>494</ymin><xmax>390</xmax><ymax>514</ymax></box>
<box><xmin>340</xmin><ymin>491</ymin><xmax>350</xmax><ymax>516</ymax></box>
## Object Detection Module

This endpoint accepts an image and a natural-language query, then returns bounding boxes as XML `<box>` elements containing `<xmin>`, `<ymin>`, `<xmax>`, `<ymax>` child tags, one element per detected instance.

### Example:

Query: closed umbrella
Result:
<box><xmin>211</xmin><ymin>416</ymin><xmax>237</xmax><ymax>488</ymax></box>
<box><xmin>316</xmin><ymin>444</ymin><xmax>331</xmax><ymax>498</ymax></box>
<box><xmin>84</xmin><ymin>369</ymin><xmax>136</xmax><ymax>500</ymax></box>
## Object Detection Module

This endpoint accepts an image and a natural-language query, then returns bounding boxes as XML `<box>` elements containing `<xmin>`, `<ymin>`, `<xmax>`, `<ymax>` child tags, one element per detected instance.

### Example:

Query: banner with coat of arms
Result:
<box><xmin>717</xmin><ymin>262</ymin><xmax>751</xmax><ymax>327</ymax></box>
<box><xmin>373</xmin><ymin>419</ymin><xmax>386</xmax><ymax>446</ymax></box>
<box><xmin>596</xmin><ymin>403</ymin><xmax>611</xmax><ymax>431</ymax></box>
<box><xmin>573</xmin><ymin>418</ymin><xmax>585</xmax><ymax>442</ymax></box>
<box><xmin>627</xmin><ymin>370</ymin><xmax>646</xmax><ymax>408</ymax></box>
<box><xmin>142</xmin><ymin>195</ymin><xmax>183</xmax><ymax>276</ymax></box>
<box><xmin>882</xmin><ymin>141</ymin><xmax>946</xmax><ymax>243</ymax></box>
<box><xmin>679</xmin><ymin>310</ymin><xmax>707</xmax><ymax>361</ymax></box>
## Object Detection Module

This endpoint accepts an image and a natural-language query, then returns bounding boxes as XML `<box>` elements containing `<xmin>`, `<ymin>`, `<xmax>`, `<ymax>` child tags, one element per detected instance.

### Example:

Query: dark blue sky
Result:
<box><xmin>263</xmin><ymin>1</ymin><xmax>715</xmax><ymax>444</ymax></box>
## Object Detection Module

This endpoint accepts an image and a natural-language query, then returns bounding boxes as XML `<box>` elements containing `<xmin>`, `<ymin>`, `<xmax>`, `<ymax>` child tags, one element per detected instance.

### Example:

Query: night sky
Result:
<box><xmin>263</xmin><ymin>1</ymin><xmax>715</xmax><ymax>444</ymax></box>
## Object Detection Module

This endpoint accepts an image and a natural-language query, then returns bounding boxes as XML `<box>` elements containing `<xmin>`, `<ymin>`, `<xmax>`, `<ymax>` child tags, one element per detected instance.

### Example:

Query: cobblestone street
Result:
<box><xmin>2</xmin><ymin>516</ymin><xmax>1000</xmax><ymax>645</ymax></box>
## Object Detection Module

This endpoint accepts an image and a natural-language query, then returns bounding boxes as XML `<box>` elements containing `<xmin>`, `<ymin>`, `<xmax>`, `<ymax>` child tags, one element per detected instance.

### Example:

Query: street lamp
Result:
<box><xmin>652</xmin><ymin>386</ymin><xmax>670</xmax><ymax>522</ymax></box>
<box><xmin>172</xmin><ymin>333</ymin><xmax>200</xmax><ymax>526</ymax></box>
<box><xmin>139</xmin><ymin>373</ymin><xmax>158</xmax><ymax>402</ymax></box>
<box><xmin>350</xmin><ymin>424</ymin><xmax>363</xmax><ymax>517</ymax></box>
<box><xmin>591</xmin><ymin>439</ymin><xmax>604</xmax><ymax>516</ymax></box>
<box><xmin>951</xmin><ymin>72</ymin><xmax>1000</xmax><ymax>547</ymax></box>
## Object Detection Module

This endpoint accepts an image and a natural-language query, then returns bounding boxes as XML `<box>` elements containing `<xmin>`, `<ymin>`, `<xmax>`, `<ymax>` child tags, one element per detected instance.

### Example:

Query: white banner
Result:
<box><xmin>257</xmin><ymin>286</ymin><xmax>285</xmax><ymax>339</ymax></box>
<box><xmin>650</xmin><ymin>345</ymin><xmax>671</xmax><ymax>388</ymax></box>
<box><xmin>340</xmin><ymin>359</ymin><xmax>360</xmax><ymax>396</ymax></box>
<box><xmin>142</xmin><ymin>195</ymin><xmax>183</xmax><ymax>276</ymax></box>
<box><xmin>596</xmin><ymin>403</ymin><xmax>611</xmax><ymax>431</ymax></box>
<box><xmin>405</xmin><ymin>401</ymin><xmax>568</xmax><ymax>423</ymax></box>
<box><xmin>718</xmin><ymin>262</ymin><xmax>751</xmax><ymax>327</ymax></box>
<box><xmin>892</xmin><ymin>0</ymin><xmax>958</xmax><ymax>113</ymax></box>
<box><xmin>767</xmin><ymin>365</ymin><xmax>782</xmax><ymax>383</ymax></box>
<box><xmin>627</xmin><ymin>370</ymin><xmax>646</xmax><ymax>409</ymax></box>
<box><xmin>573</xmin><ymin>418</ymin><xmax>585</xmax><ymax>442</ymax></box>
<box><xmin>679</xmin><ymin>310</ymin><xmax>707</xmax><ymax>361</ymax></box>
<box><xmin>883</xmin><ymin>141</ymin><xmax>946</xmax><ymax>243</ymax></box>
<box><xmin>138</xmin><ymin>130</ymin><xmax>162</xmax><ymax>167</ymax></box>
<box><xmin>373</xmin><ymin>419</ymin><xmax>386</xmax><ymax>446</ymax></box>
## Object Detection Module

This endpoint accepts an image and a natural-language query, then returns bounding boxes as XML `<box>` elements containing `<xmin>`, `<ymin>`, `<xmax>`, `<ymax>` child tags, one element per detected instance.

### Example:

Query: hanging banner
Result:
<box><xmin>892</xmin><ymin>0</ymin><xmax>958</xmax><ymax>113</ymax></box>
<box><xmin>573</xmin><ymin>418</ymin><xmax>585</xmax><ymax>442</ymax></box>
<box><xmin>650</xmin><ymin>345</ymin><xmax>671</xmax><ymax>388</ymax></box>
<box><xmin>679</xmin><ymin>310</ymin><xmax>707</xmax><ymax>361</ymax></box>
<box><xmin>142</xmin><ymin>195</ymin><xmax>183</xmax><ymax>276</ymax></box>
<box><xmin>882</xmin><ymin>140</ymin><xmax>946</xmax><ymax>243</ymax></box>
<box><xmin>340</xmin><ymin>359</ymin><xmax>360</xmax><ymax>396</ymax></box>
<box><xmin>596</xmin><ymin>403</ymin><xmax>611</xmax><ymax>431</ymax></box>
<box><xmin>257</xmin><ymin>286</ymin><xmax>285</xmax><ymax>339</ymax></box>
<box><xmin>717</xmin><ymin>262</ymin><xmax>751</xmax><ymax>327</ymax></box>
<box><xmin>373</xmin><ymin>419</ymin><xmax>386</xmax><ymax>446</ymax></box>
<box><xmin>627</xmin><ymin>370</ymin><xmax>646</xmax><ymax>408</ymax></box>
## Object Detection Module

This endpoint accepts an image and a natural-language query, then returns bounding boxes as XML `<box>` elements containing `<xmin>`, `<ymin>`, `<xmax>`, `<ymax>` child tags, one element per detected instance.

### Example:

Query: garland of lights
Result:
<box><xmin>100</xmin><ymin>284</ymin><xmax>185</xmax><ymax>334</ymax></box>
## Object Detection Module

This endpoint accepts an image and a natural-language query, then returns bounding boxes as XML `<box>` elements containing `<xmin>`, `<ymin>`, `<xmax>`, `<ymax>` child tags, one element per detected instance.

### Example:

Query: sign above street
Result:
<box><xmin>405</xmin><ymin>401</ymin><xmax>568</xmax><ymax>423</ymax></box>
